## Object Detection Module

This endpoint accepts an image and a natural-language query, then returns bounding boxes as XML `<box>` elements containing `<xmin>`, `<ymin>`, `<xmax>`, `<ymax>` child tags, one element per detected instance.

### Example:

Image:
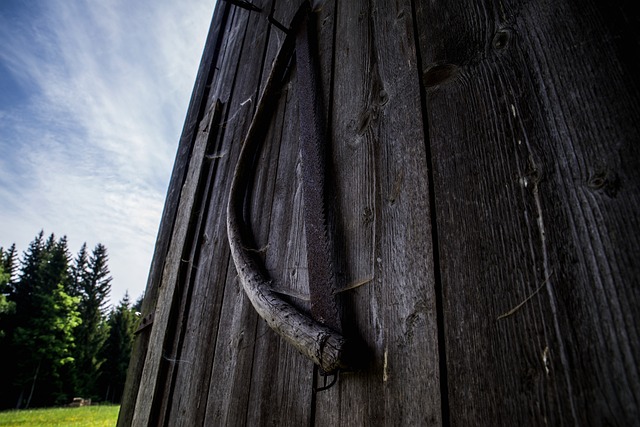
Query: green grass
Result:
<box><xmin>0</xmin><ymin>405</ymin><xmax>119</xmax><ymax>427</ymax></box>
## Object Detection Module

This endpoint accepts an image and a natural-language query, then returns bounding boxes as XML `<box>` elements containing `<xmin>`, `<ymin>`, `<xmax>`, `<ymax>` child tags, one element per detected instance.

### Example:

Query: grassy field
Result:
<box><xmin>0</xmin><ymin>405</ymin><xmax>119</xmax><ymax>426</ymax></box>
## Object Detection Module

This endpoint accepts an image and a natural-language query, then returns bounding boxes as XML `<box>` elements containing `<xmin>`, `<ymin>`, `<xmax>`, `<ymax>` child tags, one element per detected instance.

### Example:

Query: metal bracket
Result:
<box><xmin>314</xmin><ymin>367</ymin><xmax>339</xmax><ymax>392</ymax></box>
<box><xmin>134</xmin><ymin>312</ymin><xmax>154</xmax><ymax>335</ymax></box>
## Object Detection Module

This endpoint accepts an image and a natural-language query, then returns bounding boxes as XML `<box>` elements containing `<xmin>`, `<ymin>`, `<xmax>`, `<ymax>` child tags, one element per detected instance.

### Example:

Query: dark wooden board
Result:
<box><xmin>202</xmin><ymin>2</ymin><xmax>318</xmax><ymax>424</ymax></box>
<box><xmin>122</xmin><ymin>0</ymin><xmax>640</xmax><ymax>425</ymax></box>
<box><xmin>123</xmin><ymin>0</ymin><xmax>443</xmax><ymax>424</ymax></box>
<box><xmin>414</xmin><ymin>0</ymin><xmax>640</xmax><ymax>424</ymax></box>
<box><xmin>117</xmin><ymin>3</ymin><xmax>230</xmax><ymax>425</ymax></box>
<box><xmin>314</xmin><ymin>0</ymin><xmax>442</xmax><ymax>425</ymax></box>
<box><xmin>160</xmin><ymin>2</ymin><xmax>273</xmax><ymax>425</ymax></box>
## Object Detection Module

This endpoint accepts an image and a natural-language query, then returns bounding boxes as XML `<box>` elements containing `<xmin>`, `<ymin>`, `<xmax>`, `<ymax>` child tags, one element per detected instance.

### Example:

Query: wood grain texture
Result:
<box><xmin>125</xmin><ymin>0</ymin><xmax>442</xmax><ymax>424</ymax></box>
<box><xmin>131</xmin><ymin>101</ymin><xmax>220</xmax><ymax>426</ymax></box>
<box><xmin>238</xmin><ymin>3</ymin><xmax>319</xmax><ymax>424</ymax></box>
<box><xmin>122</xmin><ymin>0</ymin><xmax>639</xmax><ymax>425</ymax></box>
<box><xmin>315</xmin><ymin>0</ymin><xmax>442</xmax><ymax>425</ymax></box>
<box><xmin>117</xmin><ymin>3</ymin><xmax>229</xmax><ymax>426</ymax></box>
<box><xmin>165</xmin><ymin>3</ymin><xmax>271</xmax><ymax>425</ymax></box>
<box><xmin>245</xmin><ymin>68</ymin><xmax>316</xmax><ymax>427</ymax></box>
<box><xmin>414</xmin><ymin>0</ymin><xmax>640</xmax><ymax>425</ymax></box>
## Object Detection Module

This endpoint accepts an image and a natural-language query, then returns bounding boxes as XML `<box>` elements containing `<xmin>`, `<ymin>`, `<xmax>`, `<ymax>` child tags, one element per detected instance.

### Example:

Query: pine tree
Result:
<box><xmin>0</xmin><ymin>234</ymin><xmax>119</xmax><ymax>408</ymax></box>
<box><xmin>86</xmin><ymin>244</ymin><xmax>112</xmax><ymax>314</ymax></box>
<box><xmin>98</xmin><ymin>293</ymin><xmax>139</xmax><ymax>403</ymax></box>
<box><xmin>1</xmin><ymin>243</ymin><xmax>18</xmax><ymax>289</ymax></box>
<box><xmin>13</xmin><ymin>283</ymin><xmax>81</xmax><ymax>407</ymax></box>
<box><xmin>0</xmin><ymin>247</ymin><xmax>16</xmax><ymax>337</ymax></box>
<box><xmin>40</xmin><ymin>235</ymin><xmax>71</xmax><ymax>295</ymax></box>
<box><xmin>0</xmin><ymin>263</ymin><xmax>13</xmax><ymax>319</ymax></box>
<box><xmin>72</xmin><ymin>243</ymin><xmax>112</xmax><ymax>399</ymax></box>
<box><xmin>11</xmin><ymin>232</ymin><xmax>45</xmax><ymax>324</ymax></box>
<box><xmin>70</xmin><ymin>243</ymin><xmax>88</xmax><ymax>298</ymax></box>
<box><xmin>61</xmin><ymin>242</ymin><xmax>90</xmax><ymax>395</ymax></box>
<box><xmin>0</xmin><ymin>232</ymin><xmax>45</xmax><ymax>408</ymax></box>
<box><xmin>9</xmin><ymin>234</ymin><xmax>81</xmax><ymax>408</ymax></box>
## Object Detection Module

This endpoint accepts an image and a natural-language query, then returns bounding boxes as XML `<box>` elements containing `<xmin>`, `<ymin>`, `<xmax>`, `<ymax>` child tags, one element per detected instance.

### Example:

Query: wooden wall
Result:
<box><xmin>119</xmin><ymin>0</ymin><xmax>640</xmax><ymax>425</ymax></box>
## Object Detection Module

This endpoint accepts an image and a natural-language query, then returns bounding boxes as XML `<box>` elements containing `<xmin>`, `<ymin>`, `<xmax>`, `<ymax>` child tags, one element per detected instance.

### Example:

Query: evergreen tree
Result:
<box><xmin>10</xmin><ymin>232</ymin><xmax>45</xmax><ymax>324</ymax></box>
<box><xmin>0</xmin><ymin>251</ymin><xmax>16</xmax><ymax>337</ymax></box>
<box><xmin>70</xmin><ymin>243</ymin><xmax>89</xmax><ymax>297</ymax></box>
<box><xmin>0</xmin><ymin>234</ymin><xmax>118</xmax><ymax>408</ymax></box>
<box><xmin>13</xmin><ymin>283</ymin><xmax>81</xmax><ymax>407</ymax></box>
<box><xmin>86</xmin><ymin>244</ymin><xmax>112</xmax><ymax>314</ymax></box>
<box><xmin>9</xmin><ymin>234</ymin><xmax>81</xmax><ymax>408</ymax></box>
<box><xmin>40</xmin><ymin>235</ymin><xmax>72</xmax><ymax>295</ymax></box>
<box><xmin>0</xmin><ymin>243</ymin><xmax>17</xmax><ymax>298</ymax></box>
<box><xmin>0</xmin><ymin>232</ymin><xmax>45</xmax><ymax>408</ymax></box>
<box><xmin>98</xmin><ymin>293</ymin><xmax>138</xmax><ymax>403</ymax></box>
<box><xmin>0</xmin><ymin>255</ymin><xmax>14</xmax><ymax>407</ymax></box>
<box><xmin>1</xmin><ymin>243</ymin><xmax>18</xmax><ymax>289</ymax></box>
<box><xmin>0</xmin><ymin>262</ymin><xmax>13</xmax><ymax>316</ymax></box>
<box><xmin>72</xmin><ymin>243</ymin><xmax>112</xmax><ymax>399</ymax></box>
<box><xmin>61</xmin><ymin>242</ymin><xmax>90</xmax><ymax>394</ymax></box>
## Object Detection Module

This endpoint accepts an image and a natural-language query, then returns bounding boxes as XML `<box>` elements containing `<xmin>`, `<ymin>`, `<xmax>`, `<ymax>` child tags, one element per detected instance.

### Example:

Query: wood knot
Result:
<box><xmin>422</xmin><ymin>64</ymin><xmax>459</xmax><ymax>88</ymax></box>
<box><xmin>587</xmin><ymin>170</ymin><xmax>620</xmax><ymax>197</ymax></box>
<box><xmin>492</xmin><ymin>29</ymin><xmax>512</xmax><ymax>51</ymax></box>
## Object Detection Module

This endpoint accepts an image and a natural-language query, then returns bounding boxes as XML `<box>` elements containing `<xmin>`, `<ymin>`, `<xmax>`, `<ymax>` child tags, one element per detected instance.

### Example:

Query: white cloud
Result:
<box><xmin>0</xmin><ymin>0</ymin><xmax>215</xmax><ymax>304</ymax></box>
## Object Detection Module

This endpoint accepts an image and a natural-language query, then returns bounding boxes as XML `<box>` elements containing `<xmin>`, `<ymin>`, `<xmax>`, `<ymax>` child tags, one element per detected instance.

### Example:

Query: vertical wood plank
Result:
<box><xmin>192</xmin><ymin>1</ymin><xmax>316</xmax><ymax>425</ymax></box>
<box><xmin>242</xmin><ymin>2</ymin><xmax>318</xmax><ymax>424</ymax></box>
<box><xmin>153</xmin><ymin>100</ymin><xmax>223</xmax><ymax>426</ymax></box>
<box><xmin>315</xmin><ymin>0</ymin><xmax>442</xmax><ymax>425</ymax></box>
<box><xmin>315</xmin><ymin>0</ymin><xmax>383</xmax><ymax>424</ymax></box>
<box><xmin>415</xmin><ymin>0</ymin><xmax>640</xmax><ymax>424</ymax></box>
<box><xmin>246</xmin><ymin>66</ymin><xmax>317</xmax><ymax>427</ymax></box>
<box><xmin>328</xmin><ymin>1</ymin><xmax>377</xmax><ymax>298</ymax></box>
<box><xmin>164</xmin><ymin>3</ymin><xmax>271</xmax><ymax>425</ymax></box>
<box><xmin>116</xmin><ymin>4</ymin><xmax>229</xmax><ymax>425</ymax></box>
<box><xmin>131</xmin><ymin>107</ymin><xmax>219</xmax><ymax>427</ymax></box>
<box><xmin>158</xmin><ymin>6</ymin><xmax>251</xmax><ymax>421</ymax></box>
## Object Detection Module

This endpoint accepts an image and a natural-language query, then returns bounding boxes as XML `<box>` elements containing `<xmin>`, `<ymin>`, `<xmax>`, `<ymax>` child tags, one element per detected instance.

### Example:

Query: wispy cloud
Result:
<box><xmin>0</xmin><ymin>0</ymin><xmax>215</xmax><ymax>304</ymax></box>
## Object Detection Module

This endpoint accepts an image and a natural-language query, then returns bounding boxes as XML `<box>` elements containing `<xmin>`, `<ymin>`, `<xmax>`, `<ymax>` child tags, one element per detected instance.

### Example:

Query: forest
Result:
<box><xmin>0</xmin><ymin>231</ymin><xmax>140</xmax><ymax>409</ymax></box>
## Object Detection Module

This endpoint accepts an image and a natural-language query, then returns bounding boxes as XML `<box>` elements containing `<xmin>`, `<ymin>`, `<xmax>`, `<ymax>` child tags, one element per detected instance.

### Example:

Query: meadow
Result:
<box><xmin>0</xmin><ymin>405</ymin><xmax>119</xmax><ymax>426</ymax></box>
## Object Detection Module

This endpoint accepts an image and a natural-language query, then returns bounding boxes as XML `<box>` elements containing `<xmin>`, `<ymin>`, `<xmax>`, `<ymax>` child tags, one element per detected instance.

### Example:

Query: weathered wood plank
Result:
<box><xmin>415</xmin><ymin>0</ymin><xmax>640</xmax><ymax>424</ymax></box>
<box><xmin>161</xmin><ymin>3</ymin><xmax>271</xmax><ymax>425</ymax></box>
<box><xmin>326</xmin><ymin>2</ymin><xmax>377</xmax><ymax>298</ymax></box>
<box><xmin>152</xmin><ymin>99</ymin><xmax>224</xmax><ymax>426</ymax></box>
<box><xmin>153</xmin><ymin>102</ymin><xmax>226</xmax><ymax>426</ymax></box>
<box><xmin>247</xmin><ymin>1</ymin><xmax>325</xmax><ymax>309</ymax></box>
<box><xmin>314</xmin><ymin>1</ymin><xmax>383</xmax><ymax>424</ymax></box>
<box><xmin>239</xmin><ymin>3</ymin><xmax>318</xmax><ymax>424</ymax></box>
<box><xmin>315</xmin><ymin>0</ymin><xmax>442</xmax><ymax>425</ymax></box>
<box><xmin>131</xmin><ymin>100</ymin><xmax>221</xmax><ymax>427</ymax></box>
<box><xmin>187</xmin><ymin>1</ymin><xmax>315</xmax><ymax>425</ymax></box>
<box><xmin>155</xmin><ymin>6</ymin><xmax>252</xmax><ymax>422</ymax></box>
<box><xmin>116</xmin><ymin>4</ymin><xmax>229</xmax><ymax>425</ymax></box>
<box><xmin>121</xmin><ymin>0</ymin><xmax>639</xmax><ymax>425</ymax></box>
<box><xmin>366</xmin><ymin>1</ymin><xmax>442</xmax><ymax>422</ymax></box>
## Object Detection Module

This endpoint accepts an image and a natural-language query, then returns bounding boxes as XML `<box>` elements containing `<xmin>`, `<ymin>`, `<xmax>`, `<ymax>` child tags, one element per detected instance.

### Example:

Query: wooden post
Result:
<box><xmin>119</xmin><ymin>0</ymin><xmax>640</xmax><ymax>425</ymax></box>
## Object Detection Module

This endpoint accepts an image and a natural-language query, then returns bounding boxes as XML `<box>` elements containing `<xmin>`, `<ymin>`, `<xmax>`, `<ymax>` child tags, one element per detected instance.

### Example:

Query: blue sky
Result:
<box><xmin>0</xmin><ymin>0</ymin><xmax>215</xmax><ymax>305</ymax></box>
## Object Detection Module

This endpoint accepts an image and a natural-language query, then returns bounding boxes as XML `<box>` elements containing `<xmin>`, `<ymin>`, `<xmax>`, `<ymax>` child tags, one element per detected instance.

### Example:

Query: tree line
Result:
<box><xmin>0</xmin><ymin>231</ymin><xmax>141</xmax><ymax>409</ymax></box>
